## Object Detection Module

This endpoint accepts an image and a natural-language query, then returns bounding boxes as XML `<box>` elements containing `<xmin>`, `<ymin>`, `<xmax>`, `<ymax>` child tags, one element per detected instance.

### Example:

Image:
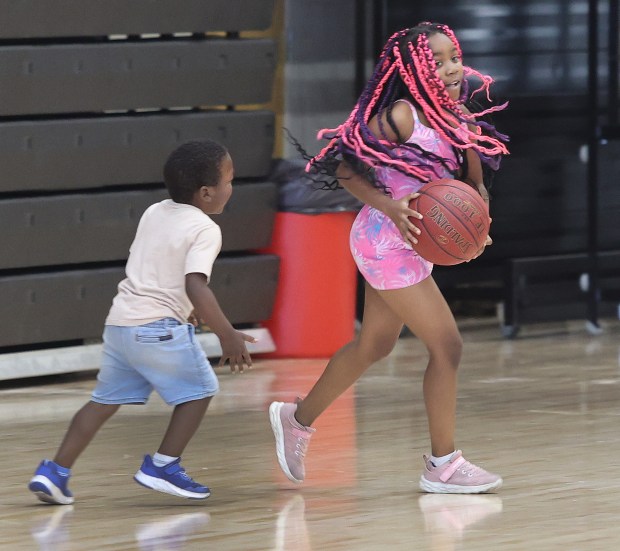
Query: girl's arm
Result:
<box><xmin>460</xmin><ymin>104</ymin><xmax>489</xmax><ymax>205</ymax></box>
<box><xmin>459</xmin><ymin>104</ymin><xmax>492</xmax><ymax>259</ymax></box>
<box><xmin>464</xmin><ymin>149</ymin><xmax>489</xmax><ymax>204</ymax></box>
<box><xmin>337</xmin><ymin>100</ymin><xmax>422</xmax><ymax>246</ymax></box>
<box><xmin>336</xmin><ymin>162</ymin><xmax>421</xmax><ymax>246</ymax></box>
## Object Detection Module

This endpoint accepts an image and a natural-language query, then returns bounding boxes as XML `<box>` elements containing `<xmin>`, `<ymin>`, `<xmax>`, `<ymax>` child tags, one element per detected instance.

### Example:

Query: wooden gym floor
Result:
<box><xmin>1</xmin><ymin>316</ymin><xmax>620</xmax><ymax>550</ymax></box>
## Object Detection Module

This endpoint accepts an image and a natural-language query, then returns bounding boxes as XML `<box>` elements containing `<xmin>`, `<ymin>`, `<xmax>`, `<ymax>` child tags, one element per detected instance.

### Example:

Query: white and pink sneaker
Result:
<box><xmin>269</xmin><ymin>402</ymin><xmax>315</xmax><ymax>483</ymax></box>
<box><xmin>419</xmin><ymin>450</ymin><xmax>502</xmax><ymax>494</ymax></box>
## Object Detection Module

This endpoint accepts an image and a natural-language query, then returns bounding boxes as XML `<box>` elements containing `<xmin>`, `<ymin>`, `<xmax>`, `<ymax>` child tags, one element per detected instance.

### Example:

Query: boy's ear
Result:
<box><xmin>200</xmin><ymin>185</ymin><xmax>213</xmax><ymax>202</ymax></box>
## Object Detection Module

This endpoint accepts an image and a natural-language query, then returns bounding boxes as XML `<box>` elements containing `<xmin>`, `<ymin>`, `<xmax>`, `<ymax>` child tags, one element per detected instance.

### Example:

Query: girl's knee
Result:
<box><xmin>429</xmin><ymin>332</ymin><xmax>463</xmax><ymax>367</ymax></box>
<box><xmin>358</xmin><ymin>335</ymin><xmax>398</xmax><ymax>364</ymax></box>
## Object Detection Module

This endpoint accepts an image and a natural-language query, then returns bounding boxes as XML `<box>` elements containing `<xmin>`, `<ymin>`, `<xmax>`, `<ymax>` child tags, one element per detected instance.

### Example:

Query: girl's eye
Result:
<box><xmin>435</xmin><ymin>61</ymin><xmax>443</xmax><ymax>68</ymax></box>
<box><xmin>452</xmin><ymin>56</ymin><xmax>461</xmax><ymax>63</ymax></box>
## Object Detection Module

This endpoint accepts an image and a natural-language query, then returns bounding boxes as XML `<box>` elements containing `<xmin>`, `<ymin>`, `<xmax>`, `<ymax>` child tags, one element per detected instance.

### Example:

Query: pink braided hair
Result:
<box><xmin>306</xmin><ymin>21</ymin><xmax>509</xmax><ymax>188</ymax></box>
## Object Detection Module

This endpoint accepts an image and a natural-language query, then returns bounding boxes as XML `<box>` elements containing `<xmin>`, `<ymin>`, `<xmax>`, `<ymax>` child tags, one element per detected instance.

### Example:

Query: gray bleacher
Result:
<box><xmin>0</xmin><ymin>1</ymin><xmax>280</xmax><ymax>363</ymax></box>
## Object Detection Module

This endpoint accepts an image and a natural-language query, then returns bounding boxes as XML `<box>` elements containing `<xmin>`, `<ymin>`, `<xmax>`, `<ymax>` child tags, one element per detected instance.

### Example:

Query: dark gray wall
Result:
<box><xmin>282</xmin><ymin>0</ymin><xmax>364</xmax><ymax>158</ymax></box>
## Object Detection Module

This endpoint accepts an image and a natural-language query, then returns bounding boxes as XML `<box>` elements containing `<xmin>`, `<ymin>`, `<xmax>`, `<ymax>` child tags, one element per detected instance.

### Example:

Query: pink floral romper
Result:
<box><xmin>349</xmin><ymin>99</ymin><xmax>463</xmax><ymax>290</ymax></box>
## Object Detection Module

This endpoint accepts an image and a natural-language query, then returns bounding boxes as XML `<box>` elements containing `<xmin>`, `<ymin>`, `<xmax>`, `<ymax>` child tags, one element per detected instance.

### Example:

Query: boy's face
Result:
<box><xmin>196</xmin><ymin>154</ymin><xmax>234</xmax><ymax>215</ymax></box>
<box><xmin>428</xmin><ymin>32</ymin><xmax>463</xmax><ymax>101</ymax></box>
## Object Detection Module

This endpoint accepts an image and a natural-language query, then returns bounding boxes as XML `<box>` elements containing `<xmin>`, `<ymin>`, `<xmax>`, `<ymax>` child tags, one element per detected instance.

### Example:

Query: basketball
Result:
<box><xmin>409</xmin><ymin>178</ymin><xmax>490</xmax><ymax>266</ymax></box>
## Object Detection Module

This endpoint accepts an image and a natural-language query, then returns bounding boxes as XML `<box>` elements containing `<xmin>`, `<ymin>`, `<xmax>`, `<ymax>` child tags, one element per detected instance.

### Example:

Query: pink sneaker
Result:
<box><xmin>419</xmin><ymin>451</ymin><xmax>502</xmax><ymax>494</ymax></box>
<box><xmin>269</xmin><ymin>402</ymin><xmax>315</xmax><ymax>483</ymax></box>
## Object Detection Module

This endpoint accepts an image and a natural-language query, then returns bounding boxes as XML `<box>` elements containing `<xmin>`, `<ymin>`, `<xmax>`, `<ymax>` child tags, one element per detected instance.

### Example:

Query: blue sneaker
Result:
<box><xmin>28</xmin><ymin>460</ymin><xmax>75</xmax><ymax>505</ymax></box>
<box><xmin>134</xmin><ymin>455</ymin><xmax>210</xmax><ymax>500</ymax></box>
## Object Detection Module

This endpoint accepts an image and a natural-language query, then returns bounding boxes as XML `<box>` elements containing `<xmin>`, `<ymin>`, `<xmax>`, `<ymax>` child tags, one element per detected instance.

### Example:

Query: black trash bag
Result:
<box><xmin>271</xmin><ymin>158</ymin><xmax>363</xmax><ymax>214</ymax></box>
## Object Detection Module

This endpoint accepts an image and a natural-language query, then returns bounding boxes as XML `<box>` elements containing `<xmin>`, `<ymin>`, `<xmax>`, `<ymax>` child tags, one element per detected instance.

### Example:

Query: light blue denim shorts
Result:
<box><xmin>92</xmin><ymin>318</ymin><xmax>219</xmax><ymax>406</ymax></box>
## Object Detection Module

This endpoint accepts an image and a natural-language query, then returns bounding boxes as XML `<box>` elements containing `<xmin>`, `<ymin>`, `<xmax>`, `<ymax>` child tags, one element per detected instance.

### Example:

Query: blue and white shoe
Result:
<box><xmin>134</xmin><ymin>455</ymin><xmax>210</xmax><ymax>500</ymax></box>
<box><xmin>29</xmin><ymin>460</ymin><xmax>75</xmax><ymax>505</ymax></box>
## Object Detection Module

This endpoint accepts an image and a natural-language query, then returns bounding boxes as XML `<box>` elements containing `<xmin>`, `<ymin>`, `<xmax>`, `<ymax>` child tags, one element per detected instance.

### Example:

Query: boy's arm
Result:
<box><xmin>185</xmin><ymin>272</ymin><xmax>256</xmax><ymax>372</ymax></box>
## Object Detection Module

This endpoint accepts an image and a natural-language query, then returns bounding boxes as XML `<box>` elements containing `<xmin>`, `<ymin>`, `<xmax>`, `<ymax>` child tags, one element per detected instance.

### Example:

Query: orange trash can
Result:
<box><xmin>261</xmin><ymin>211</ymin><xmax>358</xmax><ymax>358</ymax></box>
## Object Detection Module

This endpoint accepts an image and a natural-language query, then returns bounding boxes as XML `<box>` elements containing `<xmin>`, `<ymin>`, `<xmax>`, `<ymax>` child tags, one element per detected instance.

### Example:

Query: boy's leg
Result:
<box><xmin>131</xmin><ymin>321</ymin><xmax>218</xmax><ymax>499</ymax></box>
<box><xmin>29</xmin><ymin>401</ymin><xmax>119</xmax><ymax>504</ymax></box>
<box><xmin>133</xmin><ymin>397</ymin><xmax>212</xmax><ymax>500</ymax></box>
<box><xmin>54</xmin><ymin>401</ymin><xmax>120</xmax><ymax>468</ymax></box>
<box><xmin>158</xmin><ymin>397</ymin><xmax>212</xmax><ymax>457</ymax></box>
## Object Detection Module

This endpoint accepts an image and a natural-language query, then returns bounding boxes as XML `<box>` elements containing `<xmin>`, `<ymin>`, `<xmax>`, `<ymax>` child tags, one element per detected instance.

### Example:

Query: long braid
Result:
<box><xmin>305</xmin><ymin>21</ymin><xmax>509</xmax><ymax>190</ymax></box>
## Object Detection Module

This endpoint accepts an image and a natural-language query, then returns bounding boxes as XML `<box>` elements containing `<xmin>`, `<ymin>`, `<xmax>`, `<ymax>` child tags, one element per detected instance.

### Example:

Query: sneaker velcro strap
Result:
<box><xmin>439</xmin><ymin>456</ymin><xmax>466</xmax><ymax>483</ymax></box>
<box><xmin>164</xmin><ymin>461</ymin><xmax>183</xmax><ymax>475</ymax></box>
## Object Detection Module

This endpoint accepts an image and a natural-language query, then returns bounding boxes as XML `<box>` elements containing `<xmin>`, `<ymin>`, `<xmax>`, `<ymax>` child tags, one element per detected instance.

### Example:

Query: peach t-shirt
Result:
<box><xmin>106</xmin><ymin>199</ymin><xmax>221</xmax><ymax>326</ymax></box>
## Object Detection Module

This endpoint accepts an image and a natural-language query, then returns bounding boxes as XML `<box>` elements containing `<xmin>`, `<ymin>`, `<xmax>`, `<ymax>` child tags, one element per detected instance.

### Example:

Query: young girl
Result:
<box><xmin>270</xmin><ymin>22</ymin><xmax>509</xmax><ymax>494</ymax></box>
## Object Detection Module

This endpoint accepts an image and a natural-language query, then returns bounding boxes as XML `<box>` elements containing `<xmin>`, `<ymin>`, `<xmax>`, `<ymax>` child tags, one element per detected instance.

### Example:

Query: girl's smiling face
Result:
<box><xmin>428</xmin><ymin>32</ymin><xmax>463</xmax><ymax>100</ymax></box>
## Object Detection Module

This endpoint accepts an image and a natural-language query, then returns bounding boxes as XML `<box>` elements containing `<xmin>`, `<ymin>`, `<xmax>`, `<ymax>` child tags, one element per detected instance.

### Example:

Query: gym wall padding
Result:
<box><xmin>0</xmin><ymin>0</ymin><xmax>275</xmax><ymax>38</ymax></box>
<box><xmin>0</xmin><ymin>0</ymin><xmax>279</xmax><ymax>351</ymax></box>
<box><xmin>0</xmin><ymin>40</ymin><xmax>276</xmax><ymax>116</ymax></box>
<box><xmin>0</xmin><ymin>111</ymin><xmax>275</xmax><ymax>192</ymax></box>
<box><xmin>0</xmin><ymin>256</ymin><xmax>280</xmax><ymax>348</ymax></box>
<box><xmin>0</xmin><ymin>182</ymin><xmax>277</xmax><ymax>270</ymax></box>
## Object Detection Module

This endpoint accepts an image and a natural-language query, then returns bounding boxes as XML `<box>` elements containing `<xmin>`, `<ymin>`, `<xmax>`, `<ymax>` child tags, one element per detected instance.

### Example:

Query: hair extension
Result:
<box><xmin>304</xmin><ymin>21</ymin><xmax>509</xmax><ymax>191</ymax></box>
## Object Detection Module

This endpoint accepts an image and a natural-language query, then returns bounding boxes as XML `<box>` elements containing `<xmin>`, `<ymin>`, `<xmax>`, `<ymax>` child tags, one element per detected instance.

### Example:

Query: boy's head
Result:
<box><xmin>163</xmin><ymin>140</ymin><xmax>232</xmax><ymax>210</ymax></box>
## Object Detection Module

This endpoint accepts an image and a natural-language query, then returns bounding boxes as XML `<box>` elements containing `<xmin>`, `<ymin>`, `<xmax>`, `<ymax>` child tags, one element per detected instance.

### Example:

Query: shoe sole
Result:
<box><xmin>28</xmin><ymin>476</ymin><xmax>74</xmax><ymax>505</ymax></box>
<box><xmin>133</xmin><ymin>471</ymin><xmax>210</xmax><ymax>499</ymax></box>
<box><xmin>269</xmin><ymin>402</ymin><xmax>303</xmax><ymax>484</ymax></box>
<box><xmin>419</xmin><ymin>475</ymin><xmax>503</xmax><ymax>494</ymax></box>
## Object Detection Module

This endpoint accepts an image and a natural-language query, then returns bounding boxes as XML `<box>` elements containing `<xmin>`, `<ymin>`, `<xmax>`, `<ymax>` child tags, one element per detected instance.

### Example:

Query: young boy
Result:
<box><xmin>28</xmin><ymin>139</ymin><xmax>256</xmax><ymax>505</ymax></box>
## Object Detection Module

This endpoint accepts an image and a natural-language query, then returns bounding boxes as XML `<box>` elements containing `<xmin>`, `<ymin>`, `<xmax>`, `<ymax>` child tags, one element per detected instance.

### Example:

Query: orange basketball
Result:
<box><xmin>409</xmin><ymin>178</ymin><xmax>490</xmax><ymax>266</ymax></box>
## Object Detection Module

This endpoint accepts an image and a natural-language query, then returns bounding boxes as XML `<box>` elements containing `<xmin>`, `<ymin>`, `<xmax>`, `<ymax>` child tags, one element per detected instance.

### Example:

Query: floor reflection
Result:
<box><xmin>418</xmin><ymin>494</ymin><xmax>503</xmax><ymax>549</ymax></box>
<box><xmin>134</xmin><ymin>512</ymin><xmax>210</xmax><ymax>550</ymax></box>
<box><xmin>30</xmin><ymin>505</ymin><xmax>73</xmax><ymax>551</ymax></box>
<box><xmin>274</xmin><ymin>494</ymin><xmax>311</xmax><ymax>551</ymax></box>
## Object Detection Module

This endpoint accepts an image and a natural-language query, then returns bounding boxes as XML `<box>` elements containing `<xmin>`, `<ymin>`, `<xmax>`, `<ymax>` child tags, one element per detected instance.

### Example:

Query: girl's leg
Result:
<box><xmin>270</xmin><ymin>283</ymin><xmax>403</xmax><ymax>483</ymax></box>
<box><xmin>54</xmin><ymin>401</ymin><xmax>120</xmax><ymax>468</ymax></box>
<box><xmin>157</xmin><ymin>397</ymin><xmax>212</xmax><ymax>457</ymax></box>
<box><xmin>376</xmin><ymin>276</ymin><xmax>462</xmax><ymax>457</ymax></box>
<box><xmin>295</xmin><ymin>283</ymin><xmax>404</xmax><ymax>427</ymax></box>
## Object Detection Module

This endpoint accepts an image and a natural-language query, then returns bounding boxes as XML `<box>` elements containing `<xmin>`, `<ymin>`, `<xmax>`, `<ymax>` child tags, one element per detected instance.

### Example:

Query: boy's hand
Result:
<box><xmin>188</xmin><ymin>310</ymin><xmax>202</xmax><ymax>327</ymax></box>
<box><xmin>218</xmin><ymin>331</ymin><xmax>257</xmax><ymax>374</ymax></box>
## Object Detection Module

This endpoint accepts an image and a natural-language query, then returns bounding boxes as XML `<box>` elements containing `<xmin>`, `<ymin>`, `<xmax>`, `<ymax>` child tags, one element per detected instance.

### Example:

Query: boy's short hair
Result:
<box><xmin>163</xmin><ymin>139</ymin><xmax>229</xmax><ymax>204</ymax></box>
